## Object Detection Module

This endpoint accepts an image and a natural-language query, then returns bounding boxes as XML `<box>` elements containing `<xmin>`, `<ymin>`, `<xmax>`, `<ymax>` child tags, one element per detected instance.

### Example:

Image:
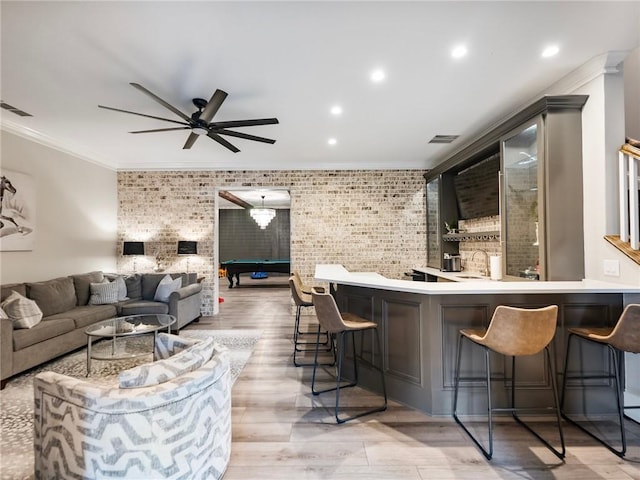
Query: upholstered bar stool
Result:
<box><xmin>289</xmin><ymin>275</ymin><xmax>331</xmax><ymax>367</ymax></box>
<box><xmin>311</xmin><ymin>287</ymin><xmax>387</xmax><ymax>424</ymax></box>
<box><xmin>561</xmin><ymin>303</ymin><xmax>640</xmax><ymax>457</ymax></box>
<box><xmin>453</xmin><ymin>305</ymin><xmax>565</xmax><ymax>460</ymax></box>
<box><xmin>293</xmin><ymin>270</ymin><xmax>317</xmax><ymax>295</ymax></box>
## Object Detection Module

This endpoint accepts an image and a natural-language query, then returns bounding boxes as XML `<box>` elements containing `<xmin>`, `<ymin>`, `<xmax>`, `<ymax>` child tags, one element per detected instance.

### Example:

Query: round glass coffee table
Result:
<box><xmin>85</xmin><ymin>314</ymin><xmax>176</xmax><ymax>376</ymax></box>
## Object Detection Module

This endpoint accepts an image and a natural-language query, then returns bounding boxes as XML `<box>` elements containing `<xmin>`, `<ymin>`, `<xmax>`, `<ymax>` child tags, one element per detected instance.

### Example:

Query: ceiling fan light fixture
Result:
<box><xmin>192</xmin><ymin>126</ymin><xmax>209</xmax><ymax>135</ymax></box>
<box><xmin>99</xmin><ymin>83</ymin><xmax>278</xmax><ymax>152</ymax></box>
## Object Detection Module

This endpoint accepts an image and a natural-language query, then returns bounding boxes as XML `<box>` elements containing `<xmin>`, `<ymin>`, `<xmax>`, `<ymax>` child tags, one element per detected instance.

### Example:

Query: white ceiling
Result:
<box><xmin>1</xmin><ymin>1</ymin><xmax>639</xmax><ymax>172</ymax></box>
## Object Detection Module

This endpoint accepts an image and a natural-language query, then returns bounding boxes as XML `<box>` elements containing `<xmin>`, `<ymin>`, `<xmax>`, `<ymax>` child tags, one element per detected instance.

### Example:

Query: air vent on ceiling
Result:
<box><xmin>429</xmin><ymin>134</ymin><xmax>459</xmax><ymax>144</ymax></box>
<box><xmin>0</xmin><ymin>101</ymin><xmax>32</xmax><ymax>117</ymax></box>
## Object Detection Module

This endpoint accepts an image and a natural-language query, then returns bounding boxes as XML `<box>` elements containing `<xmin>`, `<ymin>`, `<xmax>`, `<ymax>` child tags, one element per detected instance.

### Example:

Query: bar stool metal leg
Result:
<box><xmin>453</xmin><ymin>334</ymin><xmax>494</xmax><ymax>459</ymax></box>
<box><xmin>293</xmin><ymin>304</ymin><xmax>333</xmax><ymax>367</ymax></box>
<box><xmin>294</xmin><ymin>305</ymin><xmax>329</xmax><ymax>347</ymax></box>
<box><xmin>454</xmin><ymin>335</ymin><xmax>565</xmax><ymax>460</ymax></box>
<box><xmin>561</xmin><ymin>333</ymin><xmax>633</xmax><ymax>457</ymax></box>
<box><xmin>312</xmin><ymin>327</ymin><xmax>387</xmax><ymax>424</ymax></box>
<box><xmin>511</xmin><ymin>347</ymin><xmax>565</xmax><ymax>459</ymax></box>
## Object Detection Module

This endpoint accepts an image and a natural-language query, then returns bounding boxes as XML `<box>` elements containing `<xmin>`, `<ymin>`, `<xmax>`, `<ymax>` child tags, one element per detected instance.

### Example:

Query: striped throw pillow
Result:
<box><xmin>1</xmin><ymin>290</ymin><xmax>43</xmax><ymax>329</ymax></box>
<box><xmin>88</xmin><ymin>281</ymin><xmax>119</xmax><ymax>305</ymax></box>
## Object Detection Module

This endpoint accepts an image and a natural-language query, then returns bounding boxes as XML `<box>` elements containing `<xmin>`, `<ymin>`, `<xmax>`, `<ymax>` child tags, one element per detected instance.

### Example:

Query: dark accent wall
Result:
<box><xmin>219</xmin><ymin>209</ymin><xmax>290</xmax><ymax>262</ymax></box>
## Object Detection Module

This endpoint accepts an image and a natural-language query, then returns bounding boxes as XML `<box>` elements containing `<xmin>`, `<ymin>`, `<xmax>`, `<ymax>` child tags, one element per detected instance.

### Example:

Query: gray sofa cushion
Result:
<box><xmin>71</xmin><ymin>271</ymin><xmax>105</xmax><ymax>306</ymax></box>
<box><xmin>13</xmin><ymin>318</ymin><xmax>75</xmax><ymax>351</ymax></box>
<box><xmin>27</xmin><ymin>277</ymin><xmax>77</xmax><ymax>318</ymax></box>
<box><xmin>46</xmin><ymin>305</ymin><xmax>117</xmax><ymax>330</ymax></box>
<box><xmin>120</xmin><ymin>300</ymin><xmax>169</xmax><ymax>316</ymax></box>
<box><xmin>124</xmin><ymin>274</ymin><xmax>142</xmax><ymax>300</ymax></box>
<box><xmin>1</xmin><ymin>283</ymin><xmax>26</xmax><ymax>302</ymax></box>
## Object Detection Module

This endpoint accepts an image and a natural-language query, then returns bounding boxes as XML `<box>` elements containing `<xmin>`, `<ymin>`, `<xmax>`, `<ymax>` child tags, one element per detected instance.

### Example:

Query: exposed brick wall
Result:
<box><xmin>117</xmin><ymin>170</ymin><xmax>426</xmax><ymax>314</ymax></box>
<box><xmin>458</xmin><ymin>216</ymin><xmax>501</xmax><ymax>275</ymax></box>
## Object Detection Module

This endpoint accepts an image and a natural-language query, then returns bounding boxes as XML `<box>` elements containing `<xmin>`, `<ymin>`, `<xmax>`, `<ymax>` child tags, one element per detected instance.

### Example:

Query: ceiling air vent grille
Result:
<box><xmin>429</xmin><ymin>134</ymin><xmax>459</xmax><ymax>144</ymax></box>
<box><xmin>0</xmin><ymin>102</ymin><xmax>32</xmax><ymax>117</ymax></box>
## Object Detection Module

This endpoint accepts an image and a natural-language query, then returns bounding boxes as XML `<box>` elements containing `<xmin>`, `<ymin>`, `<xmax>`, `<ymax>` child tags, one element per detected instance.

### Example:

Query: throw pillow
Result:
<box><xmin>88</xmin><ymin>281</ymin><xmax>119</xmax><ymax>305</ymax></box>
<box><xmin>1</xmin><ymin>290</ymin><xmax>43</xmax><ymax>329</ymax></box>
<box><xmin>154</xmin><ymin>274</ymin><xmax>182</xmax><ymax>303</ymax></box>
<box><xmin>113</xmin><ymin>275</ymin><xmax>129</xmax><ymax>301</ymax></box>
<box><xmin>124</xmin><ymin>274</ymin><xmax>142</xmax><ymax>300</ymax></box>
<box><xmin>71</xmin><ymin>271</ymin><xmax>105</xmax><ymax>306</ymax></box>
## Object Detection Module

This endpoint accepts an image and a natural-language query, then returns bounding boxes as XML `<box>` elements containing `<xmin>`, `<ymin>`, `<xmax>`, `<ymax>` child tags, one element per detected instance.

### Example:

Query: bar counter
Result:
<box><xmin>314</xmin><ymin>264</ymin><xmax>640</xmax><ymax>417</ymax></box>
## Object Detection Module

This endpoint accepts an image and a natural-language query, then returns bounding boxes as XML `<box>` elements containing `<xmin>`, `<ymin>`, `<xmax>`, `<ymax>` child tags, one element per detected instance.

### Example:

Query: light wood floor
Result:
<box><xmin>185</xmin><ymin>276</ymin><xmax>640</xmax><ymax>479</ymax></box>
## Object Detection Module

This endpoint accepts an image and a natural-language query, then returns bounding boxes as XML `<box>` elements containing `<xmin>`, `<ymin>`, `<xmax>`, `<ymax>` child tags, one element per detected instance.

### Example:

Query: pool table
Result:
<box><xmin>220</xmin><ymin>259</ymin><xmax>291</xmax><ymax>288</ymax></box>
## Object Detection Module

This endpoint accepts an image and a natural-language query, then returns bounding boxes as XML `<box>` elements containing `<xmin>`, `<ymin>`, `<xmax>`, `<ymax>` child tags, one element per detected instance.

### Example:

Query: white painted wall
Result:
<box><xmin>0</xmin><ymin>130</ymin><xmax>117</xmax><ymax>283</ymax></box>
<box><xmin>622</xmin><ymin>47</ymin><xmax>640</xmax><ymax>423</ymax></box>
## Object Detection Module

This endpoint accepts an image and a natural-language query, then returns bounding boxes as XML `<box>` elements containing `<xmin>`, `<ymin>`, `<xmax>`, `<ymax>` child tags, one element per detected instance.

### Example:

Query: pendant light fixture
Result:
<box><xmin>250</xmin><ymin>195</ymin><xmax>276</xmax><ymax>229</ymax></box>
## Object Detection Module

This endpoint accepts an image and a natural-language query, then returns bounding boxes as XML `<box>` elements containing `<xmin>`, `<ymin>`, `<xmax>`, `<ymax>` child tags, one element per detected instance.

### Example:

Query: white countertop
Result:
<box><xmin>314</xmin><ymin>264</ymin><xmax>640</xmax><ymax>295</ymax></box>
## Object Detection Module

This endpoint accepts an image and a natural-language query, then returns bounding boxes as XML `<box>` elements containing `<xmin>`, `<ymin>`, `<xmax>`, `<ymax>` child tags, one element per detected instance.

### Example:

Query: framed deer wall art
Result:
<box><xmin>0</xmin><ymin>169</ymin><xmax>35</xmax><ymax>251</ymax></box>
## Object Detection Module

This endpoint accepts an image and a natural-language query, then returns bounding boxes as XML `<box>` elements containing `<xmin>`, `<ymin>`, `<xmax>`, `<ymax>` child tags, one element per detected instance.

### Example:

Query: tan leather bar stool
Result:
<box><xmin>561</xmin><ymin>303</ymin><xmax>640</xmax><ymax>457</ymax></box>
<box><xmin>311</xmin><ymin>287</ymin><xmax>387</xmax><ymax>424</ymax></box>
<box><xmin>453</xmin><ymin>305</ymin><xmax>565</xmax><ymax>460</ymax></box>
<box><xmin>289</xmin><ymin>275</ymin><xmax>331</xmax><ymax>367</ymax></box>
<box><xmin>293</xmin><ymin>270</ymin><xmax>315</xmax><ymax>295</ymax></box>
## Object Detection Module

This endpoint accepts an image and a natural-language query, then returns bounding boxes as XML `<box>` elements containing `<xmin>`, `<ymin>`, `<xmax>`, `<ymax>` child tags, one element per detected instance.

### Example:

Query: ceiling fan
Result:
<box><xmin>99</xmin><ymin>83</ymin><xmax>278</xmax><ymax>152</ymax></box>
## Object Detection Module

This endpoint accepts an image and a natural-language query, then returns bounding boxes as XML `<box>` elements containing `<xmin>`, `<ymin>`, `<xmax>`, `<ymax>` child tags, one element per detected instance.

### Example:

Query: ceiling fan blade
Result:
<box><xmin>199</xmin><ymin>89</ymin><xmax>228</xmax><ymax>123</ymax></box>
<box><xmin>99</xmin><ymin>105</ymin><xmax>189</xmax><ymax>126</ymax></box>
<box><xmin>209</xmin><ymin>118</ymin><xmax>279</xmax><ymax>129</ymax></box>
<box><xmin>216</xmin><ymin>129</ymin><xmax>276</xmax><ymax>144</ymax></box>
<box><xmin>130</xmin><ymin>82</ymin><xmax>191</xmax><ymax>122</ymax></box>
<box><xmin>207</xmin><ymin>131</ymin><xmax>240</xmax><ymax>153</ymax></box>
<box><xmin>183</xmin><ymin>132</ymin><xmax>199</xmax><ymax>149</ymax></box>
<box><xmin>130</xmin><ymin>127</ymin><xmax>191</xmax><ymax>134</ymax></box>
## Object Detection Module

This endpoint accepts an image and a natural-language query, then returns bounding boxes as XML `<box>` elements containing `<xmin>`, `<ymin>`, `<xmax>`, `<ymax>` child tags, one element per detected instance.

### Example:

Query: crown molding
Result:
<box><xmin>0</xmin><ymin>118</ymin><xmax>117</xmax><ymax>171</ymax></box>
<box><xmin>543</xmin><ymin>51</ymin><xmax>628</xmax><ymax>96</ymax></box>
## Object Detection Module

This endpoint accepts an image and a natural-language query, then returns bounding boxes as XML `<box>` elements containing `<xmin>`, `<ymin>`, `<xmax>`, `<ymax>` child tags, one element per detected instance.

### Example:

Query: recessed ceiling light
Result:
<box><xmin>542</xmin><ymin>45</ymin><xmax>559</xmax><ymax>58</ymax></box>
<box><xmin>370</xmin><ymin>69</ymin><xmax>386</xmax><ymax>83</ymax></box>
<box><xmin>330</xmin><ymin>105</ymin><xmax>343</xmax><ymax>116</ymax></box>
<box><xmin>328</xmin><ymin>138</ymin><xmax>337</xmax><ymax>146</ymax></box>
<box><xmin>451</xmin><ymin>45</ymin><xmax>468</xmax><ymax>59</ymax></box>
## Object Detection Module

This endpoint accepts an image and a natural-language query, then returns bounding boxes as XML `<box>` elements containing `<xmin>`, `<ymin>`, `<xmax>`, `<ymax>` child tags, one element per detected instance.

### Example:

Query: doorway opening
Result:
<box><xmin>213</xmin><ymin>187</ymin><xmax>291</xmax><ymax>314</ymax></box>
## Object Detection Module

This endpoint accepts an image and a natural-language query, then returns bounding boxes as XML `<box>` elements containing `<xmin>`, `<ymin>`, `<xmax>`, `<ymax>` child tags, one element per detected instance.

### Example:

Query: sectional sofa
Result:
<box><xmin>0</xmin><ymin>271</ymin><xmax>202</xmax><ymax>388</ymax></box>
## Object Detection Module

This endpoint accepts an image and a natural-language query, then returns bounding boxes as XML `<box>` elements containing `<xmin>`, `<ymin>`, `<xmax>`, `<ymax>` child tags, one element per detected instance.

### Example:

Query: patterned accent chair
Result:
<box><xmin>33</xmin><ymin>334</ymin><xmax>231</xmax><ymax>479</ymax></box>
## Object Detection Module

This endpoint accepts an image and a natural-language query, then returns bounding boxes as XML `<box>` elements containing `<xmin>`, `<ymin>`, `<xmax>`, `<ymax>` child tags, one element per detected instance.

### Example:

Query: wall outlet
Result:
<box><xmin>603</xmin><ymin>259</ymin><xmax>620</xmax><ymax>277</ymax></box>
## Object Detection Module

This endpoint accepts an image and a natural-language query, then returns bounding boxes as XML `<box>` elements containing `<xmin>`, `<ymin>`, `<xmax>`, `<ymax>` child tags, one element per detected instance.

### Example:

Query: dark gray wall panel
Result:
<box><xmin>383</xmin><ymin>299</ymin><xmax>422</xmax><ymax>384</ymax></box>
<box><xmin>219</xmin><ymin>209</ymin><xmax>290</xmax><ymax>261</ymax></box>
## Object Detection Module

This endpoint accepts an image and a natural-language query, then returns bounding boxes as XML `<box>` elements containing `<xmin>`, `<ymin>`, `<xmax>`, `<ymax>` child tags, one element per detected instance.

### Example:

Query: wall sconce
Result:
<box><xmin>123</xmin><ymin>241</ymin><xmax>145</xmax><ymax>273</ymax></box>
<box><xmin>177</xmin><ymin>240</ymin><xmax>197</xmax><ymax>273</ymax></box>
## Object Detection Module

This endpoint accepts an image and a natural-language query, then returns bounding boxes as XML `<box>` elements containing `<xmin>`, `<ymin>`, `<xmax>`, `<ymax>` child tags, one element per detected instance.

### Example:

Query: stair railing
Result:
<box><xmin>619</xmin><ymin>142</ymin><xmax>640</xmax><ymax>250</ymax></box>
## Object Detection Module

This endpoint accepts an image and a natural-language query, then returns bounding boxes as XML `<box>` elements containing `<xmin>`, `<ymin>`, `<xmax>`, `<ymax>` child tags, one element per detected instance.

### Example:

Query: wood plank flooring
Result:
<box><xmin>185</xmin><ymin>275</ymin><xmax>640</xmax><ymax>479</ymax></box>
